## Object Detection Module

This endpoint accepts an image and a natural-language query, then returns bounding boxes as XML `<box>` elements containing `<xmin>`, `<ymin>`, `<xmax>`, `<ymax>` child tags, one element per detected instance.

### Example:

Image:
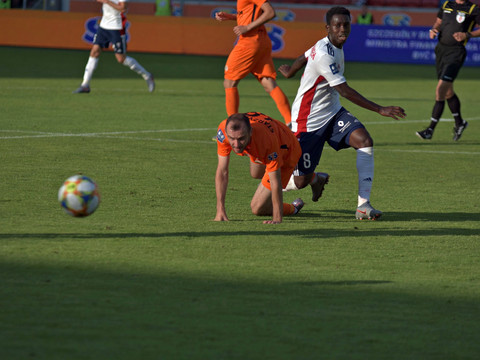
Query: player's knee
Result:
<box><xmin>250</xmin><ymin>203</ymin><xmax>262</xmax><ymax>216</ymax></box>
<box><xmin>90</xmin><ymin>48</ymin><xmax>101</xmax><ymax>58</ymax></box>
<box><xmin>250</xmin><ymin>200</ymin><xmax>270</xmax><ymax>216</ymax></box>
<box><xmin>359</xmin><ymin>136</ymin><xmax>373</xmax><ymax>148</ymax></box>
<box><xmin>349</xmin><ymin>129</ymin><xmax>373</xmax><ymax>149</ymax></box>
<box><xmin>260</xmin><ymin>77</ymin><xmax>277</xmax><ymax>93</ymax></box>
<box><xmin>294</xmin><ymin>175</ymin><xmax>311</xmax><ymax>189</ymax></box>
<box><xmin>224</xmin><ymin>79</ymin><xmax>238</xmax><ymax>88</ymax></box>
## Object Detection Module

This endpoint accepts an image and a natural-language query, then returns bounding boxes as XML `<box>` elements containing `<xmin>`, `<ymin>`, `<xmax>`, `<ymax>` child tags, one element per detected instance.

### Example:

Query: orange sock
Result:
<box><xmin>283</xmin><ymin>203</ymin><xmax>295</xmax><ymax>216</ymax></box>
<box><xmin>225</xmin><ymin>87</ymin><xmax>239</xmax><ymax>116</ymax></box>
<box><xmin>270</xmin><ymin>86</ymin><xmax>291</xmax><ymax>125</ymax></box>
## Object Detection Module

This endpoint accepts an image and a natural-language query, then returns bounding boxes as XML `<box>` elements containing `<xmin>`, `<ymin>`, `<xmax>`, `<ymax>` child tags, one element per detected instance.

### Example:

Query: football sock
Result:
<box><xmin>283</xmin><ymin>203</ymin><xmax>296</xmax><ymax>216</ymax></box>
<box><xmin>284</xmin><ymin>174</ymin><xmax>299</xmax><ymax>191</ymax></box>
<box><xmin>269</xmin><ymin>86</ymin><xmax>291</xmax><ymax>125</ymax></box>
<box><xmin>429</xmin><ymin>100</ymin><xmax>445</xmax><ymax>130</ymax></box>
<box><xmin>81</xmin><ymin>56</ymin><xmax>99</xmax><ymax>87</ymax></box>
<box><xmin>123</xmin><ymin>56</ymin><xmax>150</xmax><ymax>80</ymax></box>
<box><xmin>356</xmin><ymin>147</ymin><xmax>374</xmax><ymax>207</ymax></box>
<box><xmin>447</xmin><ymin>94</ymin><xmax>464</xmax><ymax>127</ymax></box>
<box><xmin>225</xmin><ymin>87</ymin><xmax>239</xmax><ymax>116</ymax></box>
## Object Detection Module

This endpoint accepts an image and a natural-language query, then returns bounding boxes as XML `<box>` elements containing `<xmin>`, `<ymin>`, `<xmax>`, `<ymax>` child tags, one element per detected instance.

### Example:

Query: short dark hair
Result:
<box><xmin>326</xmin><ymin>6</ymin><xmax>351</xmax><ymax>25</ymax></box>
<box><xmin>226</xmin><ymin>113</ymin><xmax>251</xmax><ymax>133</ymax></box>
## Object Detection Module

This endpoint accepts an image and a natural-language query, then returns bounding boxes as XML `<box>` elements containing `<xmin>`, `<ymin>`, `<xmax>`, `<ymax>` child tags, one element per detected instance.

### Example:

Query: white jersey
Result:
<box><xmin>99</xmin><ymin>0</ymin><xmax>127</xmax><ymax>30</ymax></box>
<box><xmin>291</xmin><ymin>36</ymin><xmax>346</xmax><ymax>133</ymax></box>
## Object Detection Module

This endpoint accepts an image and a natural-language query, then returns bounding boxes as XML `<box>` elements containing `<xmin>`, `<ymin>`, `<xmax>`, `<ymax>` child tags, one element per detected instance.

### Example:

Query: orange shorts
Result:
<box><xmin>224</xmin><ymin>34</ymin><xmax>277</xmax><ymax>81</ymax></box>
<box><xmin>260</xmin><ymin>139</ymin><xmax>302</xmax><ymax>191</ymax></box>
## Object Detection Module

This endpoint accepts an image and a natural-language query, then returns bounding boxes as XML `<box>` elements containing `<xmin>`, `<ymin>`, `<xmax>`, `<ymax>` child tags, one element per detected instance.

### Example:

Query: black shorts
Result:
<box><xmin>435</xmin><ymin>43</ymin><xmax>466</xmax><ymax>82</ymax></box>
<box><xmin>93</xmin><ymin>27</ymin><xmax>126</xmax><ymax>54</ymax></box>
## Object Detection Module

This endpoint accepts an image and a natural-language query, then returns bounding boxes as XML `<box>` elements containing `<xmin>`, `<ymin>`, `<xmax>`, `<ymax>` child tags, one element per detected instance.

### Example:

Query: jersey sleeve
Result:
<box><xmin>304</xmin><ymin>46</ymin><xmax>313</xmax><ymax>60</ymax></box>
<box><xmin>437</xmin><ymin>2</ymin><xmax>446</xmax><ymax>19</ymax></box>
<box><xmin>216</xmin><ymin>121</ymin><xmax>232</xmax><ymax>157</ymax></box>
<box><xmin>474</xmin><ymin>5</ymin><xmax>480</xmax><ymax>25</ymax></box>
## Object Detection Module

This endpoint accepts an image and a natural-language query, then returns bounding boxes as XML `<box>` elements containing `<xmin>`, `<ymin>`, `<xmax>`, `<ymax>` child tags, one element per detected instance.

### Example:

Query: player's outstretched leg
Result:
<box><xmin>356</xmin><ymin>201</ymin><xmax>382</xmax><ymax>220</ymax></box>
<box><xmin>123</xmin><ymin>56</ymin><xmax>155</xmax><ymax>92</ymax></box>
<box><xmin>311</xmin><ymin>172</ymin><xmax>329</xmax><ymax>202</ymax></box>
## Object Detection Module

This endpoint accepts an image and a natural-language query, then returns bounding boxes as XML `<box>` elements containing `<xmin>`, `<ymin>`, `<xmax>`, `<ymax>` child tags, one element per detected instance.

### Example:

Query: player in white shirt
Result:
<box><xmin>279</xmin><ymin>6</ymin><xmax>406</xmax><ymax>220</ymax></box>
<box><xmin>74</xmin><ymin>0</ymin><xmax>155</xmax><ymax>93</ymax></box>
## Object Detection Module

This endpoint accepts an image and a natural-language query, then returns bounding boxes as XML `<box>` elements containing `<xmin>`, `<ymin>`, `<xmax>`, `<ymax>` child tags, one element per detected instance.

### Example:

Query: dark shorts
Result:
<box><xmin>435</xmin><ymin>43</ymin><xmax>466</xmax><ymax>82</ymax></box>
<box><xmin>294</xmin><ymin>107</ymin><xmax>365</xmax><ymax>176</ymax></box>
<box><xmin>93</xmin><ymin>27</ymin><xmax>126</xmax><ymax>54</ymax></box>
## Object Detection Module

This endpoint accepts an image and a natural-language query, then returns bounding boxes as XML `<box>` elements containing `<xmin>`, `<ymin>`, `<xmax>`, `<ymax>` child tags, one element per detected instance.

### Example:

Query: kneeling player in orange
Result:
<box><xmin>215</xmin><ymin>0</ymin><xmax>291</xmax><ymax>125</ymax></box>
<box><xmin>215</xmin><ymin>112</ymin><xmax>303</xmax><ymax>224</ymax></box>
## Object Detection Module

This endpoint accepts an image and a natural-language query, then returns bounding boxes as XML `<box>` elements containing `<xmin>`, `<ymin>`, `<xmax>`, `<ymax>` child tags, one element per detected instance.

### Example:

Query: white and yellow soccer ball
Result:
<box><xmin>58</xmin><ymin>175</ymin><xmax>100</xmax><ymax>217</ymax></box>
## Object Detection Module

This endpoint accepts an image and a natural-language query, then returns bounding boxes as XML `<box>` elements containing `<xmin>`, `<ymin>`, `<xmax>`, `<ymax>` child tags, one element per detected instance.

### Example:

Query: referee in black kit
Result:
<box><xmin>416</xmin><ymin>0</ymin><xmax>480</xmax><ymax>141</ymax></box>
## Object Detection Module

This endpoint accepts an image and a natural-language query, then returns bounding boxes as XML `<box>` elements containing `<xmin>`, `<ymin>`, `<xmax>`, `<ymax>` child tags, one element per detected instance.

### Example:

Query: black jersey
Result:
<box><xmin>438</xmin><ymin>0</ymin><xmax>480</xmax><ymax>46</ymax></box>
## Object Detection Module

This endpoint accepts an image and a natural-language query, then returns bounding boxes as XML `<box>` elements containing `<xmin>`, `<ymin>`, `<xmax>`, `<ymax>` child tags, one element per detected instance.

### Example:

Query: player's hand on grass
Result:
<box><xmin>214</xmin><ymin>212</ymin><xmax>229</xmax><ymax>222</ymax></box>
<box><xmin>379</xmin><ymin>106</ymin><xmax>406</xmax><ymax>120</ymax></box>
<box><xmin>263</xmin><ymin>219</ymin><xmax>282</xmax><ymax>225</ymax></box>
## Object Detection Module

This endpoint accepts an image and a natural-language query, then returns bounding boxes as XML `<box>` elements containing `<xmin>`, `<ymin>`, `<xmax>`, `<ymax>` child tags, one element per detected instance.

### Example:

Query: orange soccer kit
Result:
<box><xmin>225</xmin><ymin>0</ymin><xmax>275</xmax><ymax>82</ymax></box>
<box><xmin>217</xmin><ymin>112</ymin><xmax>301</xmax><ymax>213</ymax></box>
<box><xmin>223</xmin><ymin>0</ymin><xmax>291</xmax><ymax>124</ymax></box>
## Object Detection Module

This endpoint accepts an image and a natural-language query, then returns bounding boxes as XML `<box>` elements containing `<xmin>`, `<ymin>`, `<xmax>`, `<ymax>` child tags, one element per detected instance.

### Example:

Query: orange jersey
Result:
<box><xmin>236</xmin><ymin>0</ymin><xmax>268</xmax><ymax>38</ymax></box>
<box><xmin>217</xmin><ymin>112</ymin><xmax>300</xmax><ymax>176</ymax></box>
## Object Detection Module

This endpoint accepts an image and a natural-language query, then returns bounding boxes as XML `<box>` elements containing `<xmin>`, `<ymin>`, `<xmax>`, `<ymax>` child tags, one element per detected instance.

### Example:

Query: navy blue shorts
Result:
<box><xmin>93</xmin><ymin>27</ymin><xmax>126</xmax><ymax>54</ymax></box>
<box><xmin>294</xmin><ymin>107</ymin><xmax>365</xmax><ymax>176</ymax></box>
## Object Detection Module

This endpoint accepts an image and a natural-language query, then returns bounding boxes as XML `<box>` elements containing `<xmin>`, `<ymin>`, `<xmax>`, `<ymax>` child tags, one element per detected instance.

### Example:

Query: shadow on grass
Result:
<box><xmin>310</xmin><ymin>210</ymin><xmax>480</xmax><ymax>223</ymax></box>
<box><xmin>0</xmin><ymin>220</ymin><xmax>478</xmax><ymax>241</ymax></box>
<box><xmin>1</xmin><ymin>257</ymin><xmax>479</xmax><ymax>359</ymax></box>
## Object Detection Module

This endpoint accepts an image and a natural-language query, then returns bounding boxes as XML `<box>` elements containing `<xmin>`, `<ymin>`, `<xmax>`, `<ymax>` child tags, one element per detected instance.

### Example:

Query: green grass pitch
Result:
<box><xmin>0</xmin><ymin>46</ymin><xmax>479</xmax><ymax>359</ymax></box>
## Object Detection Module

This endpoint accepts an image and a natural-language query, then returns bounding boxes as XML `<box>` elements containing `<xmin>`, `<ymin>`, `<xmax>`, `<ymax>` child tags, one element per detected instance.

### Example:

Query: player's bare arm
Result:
<box><xmin>263</xmin><ymin>170</ymin><xmax>283</xmax><ymax>224</ymax></box>
<box><xmin>233</xmin><ymin>2</ymin><xmax>275</xmax><ymax>36</ymax></box>
<box><xmin>278</xmin><ymin>54</ymin><xmax>308</xmax><ymax>78</ymax></box>
<box><xmin>214</xmin><ymin>155</ymin><xmax>230</xmax><ymax>221</ymax></box>
<box><xmin>215</xmin><ymin>12</ymin><xmax>237</xmax><ymax>21</ymax></box>
<box><xmin>429</xmin><ymin>18</ymin><xmax>442</xmax><ymax>39</ymax></box>
<box><xmin>97</xmin><ymin>0</ymin><xmax>126</xmax><ymax>12</ymax></box>
<box><xmin>334</xmin><ymin>82</ymin><xmax>406</xmax><ymax>120</ymax></box>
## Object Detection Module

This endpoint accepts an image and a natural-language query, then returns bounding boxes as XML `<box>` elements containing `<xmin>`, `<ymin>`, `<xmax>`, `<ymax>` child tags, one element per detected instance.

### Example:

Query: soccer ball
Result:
<box><xmin>58</xmin><ymin>175</ymin><xmax>100</xmax><ymax>217</ymax></box>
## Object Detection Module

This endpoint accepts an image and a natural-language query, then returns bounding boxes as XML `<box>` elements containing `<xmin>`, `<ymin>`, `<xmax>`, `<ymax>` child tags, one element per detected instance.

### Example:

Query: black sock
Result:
<box><xmin>429</xmin><ymin>100</ymin><xmax>445</xmax><ymax>130</ymax></box>
<box><xmin>447</xmin><ymin>94</ymin><xmax>464</xmax><ymax>127</ymax></box>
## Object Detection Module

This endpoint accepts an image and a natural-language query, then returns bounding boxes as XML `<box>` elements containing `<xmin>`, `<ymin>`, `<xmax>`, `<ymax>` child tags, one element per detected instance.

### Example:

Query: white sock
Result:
<box><xmin>123</xmin><ymin>56</ymin><xmax>150</xmax><ymax>80</ymax></box>
<box><xmin>81</xmin><ymin>56</ymin><xmax>99</xmax><ymax>87</ymax></box>
<box><xmin>356</xmin><ymin>147</ymin><xmax>374</xmax><ymax>207</ymax></box>
<box><xmin>283</xmin><ymin>174</ymin><xmax>299</xmax><ymax>192</ymax></box>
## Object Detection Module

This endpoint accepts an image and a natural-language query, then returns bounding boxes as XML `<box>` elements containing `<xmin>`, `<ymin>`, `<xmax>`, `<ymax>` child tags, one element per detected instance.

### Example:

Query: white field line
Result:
<box><xmin>383</xmin><ymin>149</ymin><xmax>480</xmax><ymax>155</ymax></box>
<box><xmin>1</xmin><ymin>118</ymin><xmax>479</xmax><ymax>155</ymax></box>
<box><xmin>0</xmin><ymin>128</ymin><xmax>217</xmax><ymax>142</ymax></box>
<box><xmin>362</xmin><ymin>116</ymin><xmax>480</xmax><ymax>125</ymax></box>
